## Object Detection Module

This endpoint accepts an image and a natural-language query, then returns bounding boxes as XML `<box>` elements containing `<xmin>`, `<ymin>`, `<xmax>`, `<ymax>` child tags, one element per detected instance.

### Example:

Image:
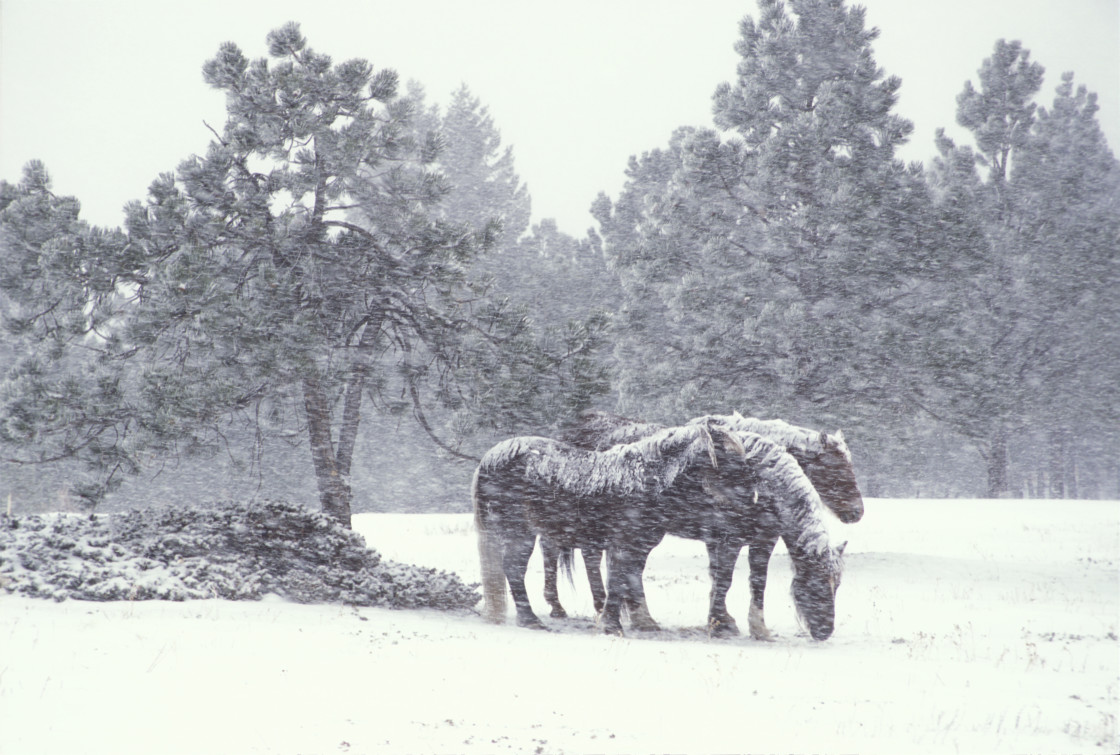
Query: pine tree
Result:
<box><xmin>3</xmin><ymin>25</ymin><xmax>605</xmax><ymax>522</ymax></box>
<box><xmin>351</xmin><ymin>82</ymin><xmax>608</xmax><ymax>499</ymax></box>
<box><xmin>1009</xmin><ymin>72</ymin><xmax>1120</xmax><ymax>497</ymax></box>
<box><xmin>432</xmin><ymin>85</ymin><xmax>531</xmax><ymax>243</ymax></box>
<box><xmin>597</xmin><ymin>0</ymin><xmax>929</xmax><ymax>438</ymax></box>
<box><xmin>0</xmin><ymin>164</ymin><xmax>136</xmax><ymax>503</ymax></box>
<box><xmin>924</xmin><ymin>42</ymin><xmax>1120</xmax><ymax>497</ymax></box>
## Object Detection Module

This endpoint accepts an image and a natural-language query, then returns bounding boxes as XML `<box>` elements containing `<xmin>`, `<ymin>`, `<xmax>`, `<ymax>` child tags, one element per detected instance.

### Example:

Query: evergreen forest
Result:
<box><xmin>3</xmin><ymin>1</ymin><xmax>1117</xmax><ymax>519</ymax></box>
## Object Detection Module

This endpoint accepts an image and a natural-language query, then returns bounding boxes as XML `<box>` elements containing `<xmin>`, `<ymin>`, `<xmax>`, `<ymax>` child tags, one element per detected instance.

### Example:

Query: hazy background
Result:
<box><xmin>2</xmin><ymin>0</ymin><xmax>1117</xmax><ymax>235</ymax></box>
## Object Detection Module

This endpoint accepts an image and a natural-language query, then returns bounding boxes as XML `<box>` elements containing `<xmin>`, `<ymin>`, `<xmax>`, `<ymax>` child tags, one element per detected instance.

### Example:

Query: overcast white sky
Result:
<box><xmin>2</xmin><ymin>0</ymin><xmax>1117</xmax><ymax>235</ymax></box>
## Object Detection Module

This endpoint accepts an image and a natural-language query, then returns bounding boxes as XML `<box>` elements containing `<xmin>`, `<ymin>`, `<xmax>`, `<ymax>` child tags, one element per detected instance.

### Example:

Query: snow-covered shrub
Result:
<box><xmin>0</xmin><ymin>500</ymin><xmax>479</xmax><ymax>610</ymax></box>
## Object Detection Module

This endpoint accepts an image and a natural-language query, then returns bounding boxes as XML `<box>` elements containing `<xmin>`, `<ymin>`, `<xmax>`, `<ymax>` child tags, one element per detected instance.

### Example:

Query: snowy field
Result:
<box><xmin>1</xmin><ymin>497</ymin><xmax>1117</xmax><ymax>754</ymax></box>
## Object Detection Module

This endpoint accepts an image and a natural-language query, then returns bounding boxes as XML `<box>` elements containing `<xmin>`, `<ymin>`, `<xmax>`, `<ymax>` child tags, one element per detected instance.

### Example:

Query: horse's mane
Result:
<box><xmin>696</xmin><ymin>412</ymin><xmax>852</xmax><ymax>463</ymax></box>
<box><xmin>556</xmin><ymin>410</ymin><xmax>658</xmax><ymax>451</ymax></box>
<box><xmin>594</xmin><ymin>420</ymin><xmax>668</xmax><ymax>451</ymax></box>
<box><xmin>479</xmin><ymin>425</ymin><xmax>716</xmax><ymax>497</ymax></box>
<box><xmin>734</xmin><ymin>431</ymin><xmax>833</xmax><ymax>556</ymax></box>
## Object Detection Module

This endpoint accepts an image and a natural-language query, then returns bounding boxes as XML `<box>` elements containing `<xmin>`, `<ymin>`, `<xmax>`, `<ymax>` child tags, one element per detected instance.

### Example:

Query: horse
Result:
<box><xmin>473</xmin><ymin>422</ymin><xmax>846</xmax><ymax>640</ymax></box>
<box><xmin>695</xmin><ymin>427</ymin><xmax>847</xmax><ymax>641</ymax></box>
<box><xmin>686</xmin><ymin>412</ymin><xmax>860</xmax><ymax>637</ymax></box>
<box><xmin>473</xmin><ymin>422</ymin><xmax>763</xmax><ymax>636</ymax></box>
<box><xmin>545</xmin><ymin>410</ymin><xmax>861</xmax><ymax>639</ymax></box>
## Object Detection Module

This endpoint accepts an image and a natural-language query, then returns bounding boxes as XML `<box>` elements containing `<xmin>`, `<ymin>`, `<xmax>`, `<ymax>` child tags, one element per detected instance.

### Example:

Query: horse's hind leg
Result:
<box><xmin>706</xmin><ymin>540</ymin><xmax>742</xmax><ymax>637</ymax></box>
<box><xmin>747</xmin><ymin>537</ymin><xmax>777</xmax><ymax>641</ymax></box>
<box><xmin>540</xmin><ymin>537</ymin><xmax>567</xmax><ymax>618</ymax></box>
<box><xmin>504</xmin><ymin>534</ymin><xmax>546</xmax><ymax>630</ymax></box>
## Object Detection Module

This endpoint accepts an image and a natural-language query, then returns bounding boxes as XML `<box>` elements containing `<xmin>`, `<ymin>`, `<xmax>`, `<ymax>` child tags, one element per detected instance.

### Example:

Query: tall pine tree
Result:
<box><xmin>925</xmin><ymin>42</ymin><xmax>1119</xmax><ymax>497</ymax></box>
<box><xmin>597</xmin><ymin>0</ymin><xmax>930</xmax><ymax>443</ymax></box>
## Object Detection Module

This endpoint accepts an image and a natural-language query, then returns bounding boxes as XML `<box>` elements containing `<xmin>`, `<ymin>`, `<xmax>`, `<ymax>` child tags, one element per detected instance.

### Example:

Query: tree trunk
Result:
<box><xmin>299</xmin><ymin>318</ymin><xmax>382</xmax><ymax>529</ymax></box>
<box><xmin>303</xmin><ymin>377</ymin><xmax>352</xmax><ymax>528</ymax></box>
<box><xmin>986</xmin><ymin>429</ymin><xmax>1011</xmax><ymax>498</ymax></box>
<box><xmin>334</xmin><ymin>317</ymin><xmax>381</xmax><ymax>482</ymax></box>
<box><xmin>1048</xmin><ymin>428</ymin><xmax>1066</xmax><ymax>498</ymax></box>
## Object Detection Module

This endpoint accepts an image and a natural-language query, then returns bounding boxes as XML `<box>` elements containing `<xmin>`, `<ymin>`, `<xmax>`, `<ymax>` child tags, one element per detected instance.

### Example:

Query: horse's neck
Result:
<box><xmin>776</xmin><ymin>492</ymin><xmax>831</xmax><ymax>556</ymax></box>
<box><xmin>749</xmin><ymin>445</ymin><xmax>831</xmax><ymax>554</ymax></box>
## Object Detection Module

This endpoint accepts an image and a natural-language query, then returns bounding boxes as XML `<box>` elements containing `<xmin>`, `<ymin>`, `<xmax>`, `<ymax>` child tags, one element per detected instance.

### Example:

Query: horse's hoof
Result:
<box><xmin>748</xmin><ymin>608</ymin><xmax>773</xmax><ymax>641</ymax></box>
<box><xmin>517</xmin><ymin>617</ymin><xmax>549</xmax><ymax>631</ymax></box>
<box><xmin>549</xmin><ymin>607</ymin><xmax>568</xmax><ymax>619</ymax></box>
<box><xmin>709</xmin><ymin>619</ymin><xmax>740</xmax><ymax>638</ymax></box>
<box><xmin>601</xmin><ymin>620</ymin><xmax>625</xmax><ymax>636</ymax></box>
<box><xmin>629</xmin><ymin>620</ymin><xmax>661</xmax><ymax>633</ymax></box>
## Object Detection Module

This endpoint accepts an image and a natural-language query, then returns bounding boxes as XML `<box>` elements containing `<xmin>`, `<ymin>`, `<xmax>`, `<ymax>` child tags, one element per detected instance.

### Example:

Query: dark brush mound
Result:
<box><xmin>0</xmin><ymin>500</ymin><xmax>479</xmax><ymax>610</ymax></box>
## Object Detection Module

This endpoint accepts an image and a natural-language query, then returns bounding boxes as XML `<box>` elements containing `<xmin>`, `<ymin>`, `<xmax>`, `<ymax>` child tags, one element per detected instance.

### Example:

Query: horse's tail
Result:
<box><xmin>472</xmin><ymin>466</ymin><xmax>507</xmax><ymax>624</ymax></box>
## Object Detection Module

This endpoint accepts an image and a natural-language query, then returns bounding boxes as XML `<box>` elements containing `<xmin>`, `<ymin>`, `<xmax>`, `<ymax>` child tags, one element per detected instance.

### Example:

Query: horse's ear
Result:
<box><xmin>835</xmin><ymin>429</ymin><xmax>845</xmax><ymax>443</ymax></box>
<box><xmin>722</xmin><ymin>427</ymin><xmax>747</xmax><ymax>458</ymax></box>
<box><xmin>836</xmin><ymin>541</ymin><xmax>847</xmax><ymax>556</ymax></box>
<box><xmin>733</xmin><ymin>410</ymin><xmax>744</xmax><ymax>420</ymax></box>
<box><xmin>695</xmin><ymin>424</ymin><xmax>718</xmax><ymax>469</ymax></box>
<box><xmin>818</xmin><ymin>430</ymin><xmax>829</xmax><ymax>446</ymax></box>
<box><xmin>708</xmin><ymin>423</ymin><xmax>746</xmax><ymax>460</ymax></box>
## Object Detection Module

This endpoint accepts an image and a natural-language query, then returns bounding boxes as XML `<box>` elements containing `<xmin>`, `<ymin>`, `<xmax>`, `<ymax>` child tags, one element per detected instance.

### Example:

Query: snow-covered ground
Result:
<box><xmin>2</xmin><ymin>498</ymin><xmax>1117</xmax><ymax>754</ymax></box>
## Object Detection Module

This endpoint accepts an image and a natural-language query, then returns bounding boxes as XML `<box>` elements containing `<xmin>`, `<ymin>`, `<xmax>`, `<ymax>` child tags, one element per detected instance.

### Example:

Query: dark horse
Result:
<box><xmin>546</xmin><ymin>410</ymin><xmax>862</xmax><ymax>639</ymax></box>
<box><xmin>473</xmin><ymin>422</ymin><xmax>846</xmax><ymax>639</ymax></box>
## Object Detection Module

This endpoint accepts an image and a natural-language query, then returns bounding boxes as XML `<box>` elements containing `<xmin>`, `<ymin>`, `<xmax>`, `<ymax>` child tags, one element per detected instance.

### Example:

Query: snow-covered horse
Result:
<box><xmin>546</xmin><ymin>410</ymin><xmax>860</xmax><ymax>638</ymax></box>
<box><xmin>473</xmin><ymin>422</ymin><xmax>846</xmax><ymax>639</ymax></box>
<box><xmin>686</xmin><ymin>412</ymin><xmax>859</xmax><ymax>637</ymax></box>
<box><xmin>474</xmin><ymin>423</ymin><xmax>747</xmax><ymax>635</ymax></box>
<box><xmin>691</xmin><ymin>427</ymin><xmax>847</xmax><ymax>640</ymax></box>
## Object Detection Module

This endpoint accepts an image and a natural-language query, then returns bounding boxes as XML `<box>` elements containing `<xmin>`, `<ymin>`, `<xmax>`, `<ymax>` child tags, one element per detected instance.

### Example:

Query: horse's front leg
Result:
<box><xmin>581</xmin><ymin>545</ymin><xmax>606</xmax><ymax>615</ymax></box>
<box><xmin>706</xmin><ymin>539</ymin><xmax>743</xmax><ymax>637</ymax></box>
<box><xmin>540</xmin><ymin>536</ymin><xmax>567</xmax><ymax>618</ymax></box>
<box><xmin>503</xmin><ymin>533</ymin><xmax>546</xmax><ymax>630</ymax></box>
<box><xmin>621</xmin><ymin>546</ymin><xmax>660</xmax><ymax>632</ymax></box>
<box><xmin>602</xmin><ymin>546</ymin><xmax>642</xmax><ymax>636</ymax></box>
<box><xmin>747</xmin><ymin>536</ymin><xmax>778</xmax><ymax>641</ymax></box>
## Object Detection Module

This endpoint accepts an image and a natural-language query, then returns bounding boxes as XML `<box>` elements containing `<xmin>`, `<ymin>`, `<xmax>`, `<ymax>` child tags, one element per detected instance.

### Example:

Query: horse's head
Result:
<box><xmin>791</xmin><ymin>540</ymin><xmax>846</xmax><ymax>641</ymax></box>
<box><xmin>793</xmin><ymin>431</ymin><xmax>864</xmax><ymax>524</ymax></box>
